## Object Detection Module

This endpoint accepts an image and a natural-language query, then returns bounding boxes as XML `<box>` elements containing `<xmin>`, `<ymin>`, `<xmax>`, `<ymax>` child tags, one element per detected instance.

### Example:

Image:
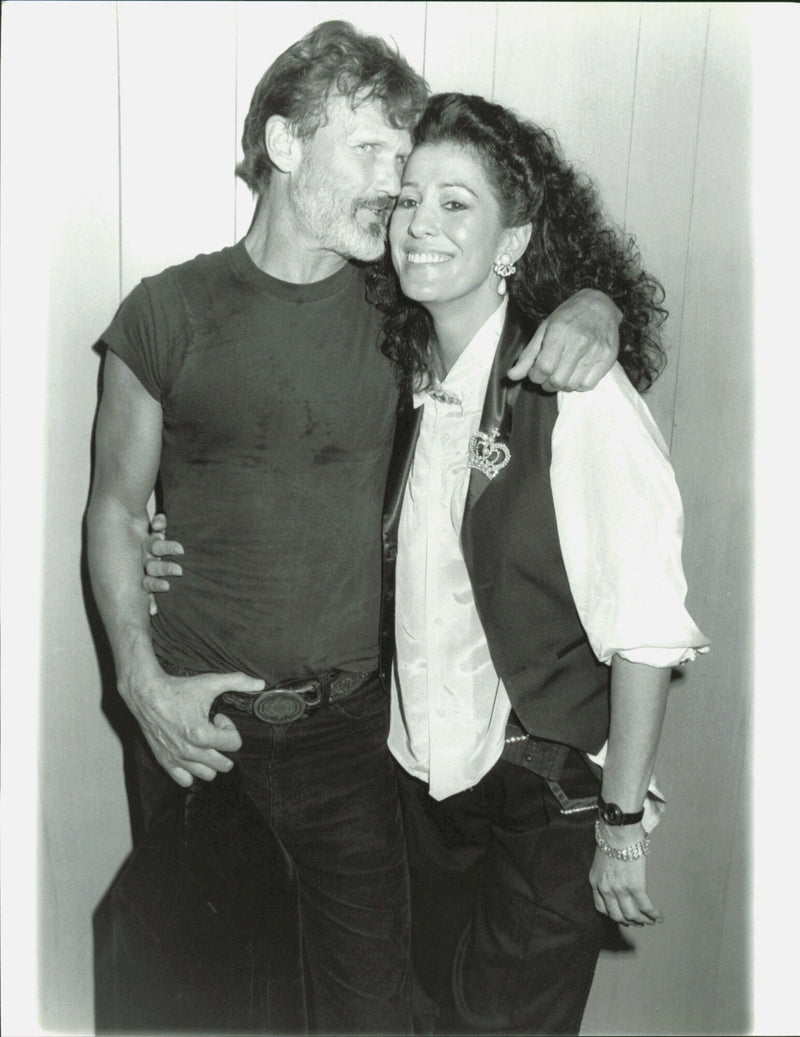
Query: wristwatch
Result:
<box><xmin>597</xmin><ymin>794</ymin><xmax>644</xmax><ymax>826</ymax></box>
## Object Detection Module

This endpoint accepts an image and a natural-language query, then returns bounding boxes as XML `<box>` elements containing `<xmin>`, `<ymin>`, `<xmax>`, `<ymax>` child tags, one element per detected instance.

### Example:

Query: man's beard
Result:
<box><xmin>292</xmin><ymin>155</ymin><xmax>392</xmax><ymax>262</ymax></box>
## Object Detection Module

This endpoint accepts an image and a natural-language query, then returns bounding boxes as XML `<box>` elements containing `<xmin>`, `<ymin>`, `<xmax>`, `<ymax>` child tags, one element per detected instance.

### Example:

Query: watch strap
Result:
<box><xmin>598</xmin><ymin>794</ymin><xmax>645</xmax><ymax>826</ymax></box>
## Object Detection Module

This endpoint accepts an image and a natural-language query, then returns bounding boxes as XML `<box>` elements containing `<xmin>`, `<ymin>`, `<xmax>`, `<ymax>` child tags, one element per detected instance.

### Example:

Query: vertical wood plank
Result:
<box><xmin>493</xmin><ymin>1</ymin><xmax>641</xmax><ymax>225</ymax></box>
<box><xmin>624</xmin><ymin>3</ymin><xmax>709</xmax><ymax>442</ymax></box>
<box><xmin>1</xmin><ymin>5</ymin><xmax>52</xmax><ymax>1030</ymax></box>
<box><xmin>751</xmin><ymin>7</ymin><xmax>800</xmax><ymax>1031</ymax></box>
<box><xmin>312</xmin><ymin>1</ymin><xmax>427</xmax><ymax>75</ymax></box>
<box><xmin>583</xmin><ymin>6</ymin><xmax>752</xmax><ymax>1033</ymax></box>
<box><xmin>118</xmin><ymin>1</ymin><xmax>238</xmax><ymax>291</ymax></box>
<box><xmin>1</xmin><ymin>2</ymin><xmax>123</xmax><ymax>1032</ymax></box>
<box><xmin>423</xmin><ymin>1</ymin><xmax>497</xmax><ymax>96</ymax></box>
<box><xmin>667</xmin><ymin>19</ymin><xmax>752</xmax><ymax>1029</ymax></box>
<box><xmin>234</xmin><ymin>1</ymin><xmax>315</xmax><ymax>239</ymax></box>
<box><xmin>40</xmin><ymin>0</ymin><xmax>126</xmax><ymax>1023</ymax></box>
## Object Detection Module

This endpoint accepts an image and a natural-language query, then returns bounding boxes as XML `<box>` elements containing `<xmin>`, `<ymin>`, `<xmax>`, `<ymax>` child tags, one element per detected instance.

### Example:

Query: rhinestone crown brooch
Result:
<box><xmin>467</xmin><ymin>427</ymin><xmax>511</xmax><ymax>480</ymax></box>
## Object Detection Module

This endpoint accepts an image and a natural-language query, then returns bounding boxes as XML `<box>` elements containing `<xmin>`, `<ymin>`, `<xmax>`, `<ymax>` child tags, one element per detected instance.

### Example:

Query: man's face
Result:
<box><xmin>290</xmin><ymin>94</ymin><xmax>413</xmax><ymax>262</ymax></box>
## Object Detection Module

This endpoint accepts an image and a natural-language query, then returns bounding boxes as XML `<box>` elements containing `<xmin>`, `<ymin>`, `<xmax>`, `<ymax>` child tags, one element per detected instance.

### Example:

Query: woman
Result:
<box><xmin>147</xmin><ymin>92</ymin><xmax>708</xmax><ymax>1036</ymax></box>
<box><xmin>366</xmin><ymin>92</ymin><xmax>708</xmax><ymax>1036</ymax></box>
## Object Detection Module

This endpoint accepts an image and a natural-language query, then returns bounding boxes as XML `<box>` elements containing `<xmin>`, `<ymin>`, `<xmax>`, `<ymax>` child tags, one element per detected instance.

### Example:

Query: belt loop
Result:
<box><xmin>502</xmin><ymin>727</ymin><xmax>570</xmax><ymax>781</ymax></box>
<box><xmin>318</xmin><ymin>671</ymin><xmax>333</xmax><ymax>706</ymax></box>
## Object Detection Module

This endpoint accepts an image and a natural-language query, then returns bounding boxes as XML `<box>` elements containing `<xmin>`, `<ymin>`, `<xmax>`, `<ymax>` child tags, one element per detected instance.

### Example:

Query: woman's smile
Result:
<box><xmin>404</xmin><ymin>250</ymin><xmax>453</xmax><ymax>265</ymax></box>
<box><xmin>389</xmin><ymin>142</ymin><xmax>521</xmax><ymax>316</ymax></box>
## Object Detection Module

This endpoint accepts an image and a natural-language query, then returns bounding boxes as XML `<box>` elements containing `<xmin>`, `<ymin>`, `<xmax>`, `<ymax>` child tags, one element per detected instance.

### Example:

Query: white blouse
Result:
<box><xmin>388</xmin><ymin>300</ymin><xmax>709</xmax><ymax>804</ymax></box>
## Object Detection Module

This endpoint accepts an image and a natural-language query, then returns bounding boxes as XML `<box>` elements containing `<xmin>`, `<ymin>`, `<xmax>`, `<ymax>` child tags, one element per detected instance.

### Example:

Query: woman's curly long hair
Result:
<box><xmin>366</xmin><ymin>92</ymin><xmax>667</xmax><ymax>395</ymax></box>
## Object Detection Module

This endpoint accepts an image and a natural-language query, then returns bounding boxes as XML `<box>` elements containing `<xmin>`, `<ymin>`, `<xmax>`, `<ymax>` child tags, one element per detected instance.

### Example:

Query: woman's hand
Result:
<box><xmin>142</xmin><ymin>512</ymin><xmax>185</xmax><ymax>615</ymax></box>
<box><xmin>589</xmin><ymin>823</ymin><xmax>662</xmax><ymax>927</ymax></box>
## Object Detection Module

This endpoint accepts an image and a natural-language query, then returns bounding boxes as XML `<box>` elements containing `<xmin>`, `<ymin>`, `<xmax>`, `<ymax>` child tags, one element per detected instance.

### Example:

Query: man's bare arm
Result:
<box><xmin>507</xmin><ymin>289</ymin><xmax>622</xmax><ymax>391</ymax></box>
<box><xmin>86</xmin><ymin>352</ymin><xmax>264</xmax><ymax>785</ymax></box>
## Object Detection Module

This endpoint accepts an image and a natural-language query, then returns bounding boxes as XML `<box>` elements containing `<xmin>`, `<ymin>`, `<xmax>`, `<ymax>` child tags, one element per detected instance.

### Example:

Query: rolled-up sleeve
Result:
<box><xmin>551</xmin><ymin>364</ymin><xmax>710</xmax><ymax>668</ymax></box>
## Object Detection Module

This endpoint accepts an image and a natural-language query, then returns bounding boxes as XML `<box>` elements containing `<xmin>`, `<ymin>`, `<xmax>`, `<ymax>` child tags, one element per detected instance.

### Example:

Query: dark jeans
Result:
<box><xmin>398</xmin><ymin>749</ymin><xmax>604</xmax><ymax>1036</ymax></box>
<box><xmin>101</xmin><ymin>752</ymin><xmax>306</xmax><ymax>1036</ymax></box>
<box><xmin>133</xmin><ymin>675</ymin><xmax>412</xmax><ymax>1036</ymax></box>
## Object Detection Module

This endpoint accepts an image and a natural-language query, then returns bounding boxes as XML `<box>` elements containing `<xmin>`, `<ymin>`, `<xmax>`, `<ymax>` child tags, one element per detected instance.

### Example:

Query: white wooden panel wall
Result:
<box><xmin>235</xmin><ymin>2</ymin><xmax>315</xmax><ymax>238</ymax></box>
<box><xmin>1</xmin><ymin>3</ymin><xmax>760</xmax><ymax>1033</ymax></box>
<box><xmin>314</xmin><ymin>1</ymin><xmax>427</xmax><ymax>73</ymax></box>
<box><xmin>622</xmin><ymin>3</ymin><xmax>709</xmax><ymax>441</ymax></box>
<box><xmin>637</xmin><ymin>12</ymin><xmax>752</xmax><ymax>1031</ymax></box>
<box><xmin>423</xmin><ymin>2</ymin><xmax>498</xmax><ymax>97</ymax></box>
<box><xmin>1</xmin><ymin>6</ymin><xmax>57</xmax><ymax>1033</ymax></box>
<box><xmin>2</xmin><ymin>4</ymin><xmax>124</xmax><ymax>1033</ymax></box>
<box><xmin>117</xmin><ymin>1</ymin><xmax>238</xmax><ymax>291</ymax></box>
<box><xmin>494</xmin><ymin>3</ymin><xmax>641</xmax><ymax>230</ymax></box>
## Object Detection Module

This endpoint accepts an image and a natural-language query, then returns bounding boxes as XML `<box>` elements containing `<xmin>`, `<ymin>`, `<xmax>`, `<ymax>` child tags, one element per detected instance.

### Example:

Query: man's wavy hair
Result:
<box><xmin>367</xmin><ymin>93</ymin><xmax>667</xmax><ymax>395</ymax></box>
<box><xmin>236</xmin><ymin>20</ymin><xmax>429</xmax><ymax>195</ymax></box>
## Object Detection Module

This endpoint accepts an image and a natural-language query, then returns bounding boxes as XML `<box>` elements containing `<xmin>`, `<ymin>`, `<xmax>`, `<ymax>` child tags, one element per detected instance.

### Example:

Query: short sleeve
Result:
<box><xmin>100</xmin><ymin>276</ymin><xmax>181</xmax><ymax>403</ymax></box>
<box><xmin>551</xmin><ymin>364</ymin><xmax>710</xmax><ymax>668</ymax></box>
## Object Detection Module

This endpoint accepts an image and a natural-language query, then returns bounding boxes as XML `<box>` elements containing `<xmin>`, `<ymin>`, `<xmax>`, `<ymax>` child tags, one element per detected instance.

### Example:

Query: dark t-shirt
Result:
<box><xmin>102</xmin><ymin>241</ymin><xmax>398</xmax><ymax>682</ymax></box>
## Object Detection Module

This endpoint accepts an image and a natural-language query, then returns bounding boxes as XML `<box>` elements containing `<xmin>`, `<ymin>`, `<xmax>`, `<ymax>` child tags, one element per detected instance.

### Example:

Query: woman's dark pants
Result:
<box><xmin>398</xmin><ymin>749</ymin><xmax>604</xmax><ymax>1036</ymax></box>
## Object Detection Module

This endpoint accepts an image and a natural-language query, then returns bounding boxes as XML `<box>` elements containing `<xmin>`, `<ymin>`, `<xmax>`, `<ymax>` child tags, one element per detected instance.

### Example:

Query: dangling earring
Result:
<box><xmin>492</xmin><ymin>253</ymin><xmax>516</xmax><ymax>296</ymax></box>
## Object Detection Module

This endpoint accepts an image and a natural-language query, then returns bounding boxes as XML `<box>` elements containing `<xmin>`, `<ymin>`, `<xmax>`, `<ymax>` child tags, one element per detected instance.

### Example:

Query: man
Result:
<box><xmin>87</xmin><ymin>20</ymin><xmax>621</xmax><ymax>1035</ymax></box>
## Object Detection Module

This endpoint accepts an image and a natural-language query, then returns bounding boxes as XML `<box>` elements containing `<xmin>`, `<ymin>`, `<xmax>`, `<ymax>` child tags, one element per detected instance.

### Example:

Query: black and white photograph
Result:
<box><xmin>1</xmin><ymin>2</ymin><xmax>795</xmax><ymax>1034</ymax></box>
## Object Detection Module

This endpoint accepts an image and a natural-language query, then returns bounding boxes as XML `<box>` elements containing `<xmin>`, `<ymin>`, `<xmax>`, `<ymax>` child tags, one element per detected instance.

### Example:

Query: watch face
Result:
<box><xmin>602</xmin><ymin>802</ymin><xmax>624</xmax><ymax>825</ymax></box>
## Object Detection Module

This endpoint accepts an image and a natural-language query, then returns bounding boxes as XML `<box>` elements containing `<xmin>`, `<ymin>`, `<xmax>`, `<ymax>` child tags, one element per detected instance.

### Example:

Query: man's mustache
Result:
<box><xmin>355</xmin><ymin>197</ymin><xmax>396</xmax><ymax>216</ymax></box>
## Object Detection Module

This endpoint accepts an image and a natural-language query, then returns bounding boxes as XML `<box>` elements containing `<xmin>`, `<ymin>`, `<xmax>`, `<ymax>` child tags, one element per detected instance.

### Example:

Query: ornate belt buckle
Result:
<box><xmin>253</xmin><ymin>681</ymin><xmax>317</xmax><ymax>725</ymax></box>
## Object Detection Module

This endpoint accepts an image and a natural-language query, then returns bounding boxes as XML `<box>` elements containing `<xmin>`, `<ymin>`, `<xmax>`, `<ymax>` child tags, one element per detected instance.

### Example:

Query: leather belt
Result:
<box><xmin>211</xmin><ymin>669</ymin><xmax>377</xmax><ymax>726</ymax></box>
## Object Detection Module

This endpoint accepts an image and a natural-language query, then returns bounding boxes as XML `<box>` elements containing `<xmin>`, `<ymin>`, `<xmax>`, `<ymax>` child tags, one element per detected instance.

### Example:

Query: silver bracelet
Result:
<box><xmin>594</xmin><ymin>820</ymin><xmax>651</xmax><ymax>862</ymax></box>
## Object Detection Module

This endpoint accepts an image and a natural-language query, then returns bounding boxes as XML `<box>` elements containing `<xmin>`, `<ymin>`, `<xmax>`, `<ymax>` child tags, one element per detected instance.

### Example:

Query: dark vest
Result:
<box><xmin>380</xmin><ymin>305</ymin><xmax>610</xmax><ymax>754</ymax></box>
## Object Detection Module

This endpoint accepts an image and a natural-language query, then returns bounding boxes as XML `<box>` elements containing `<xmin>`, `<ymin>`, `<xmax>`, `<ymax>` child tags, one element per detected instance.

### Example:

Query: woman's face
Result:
<box><xmin>389</xmin><ymin>141</ymin><xmax>516</xmax><ymax>309</ymax></box>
